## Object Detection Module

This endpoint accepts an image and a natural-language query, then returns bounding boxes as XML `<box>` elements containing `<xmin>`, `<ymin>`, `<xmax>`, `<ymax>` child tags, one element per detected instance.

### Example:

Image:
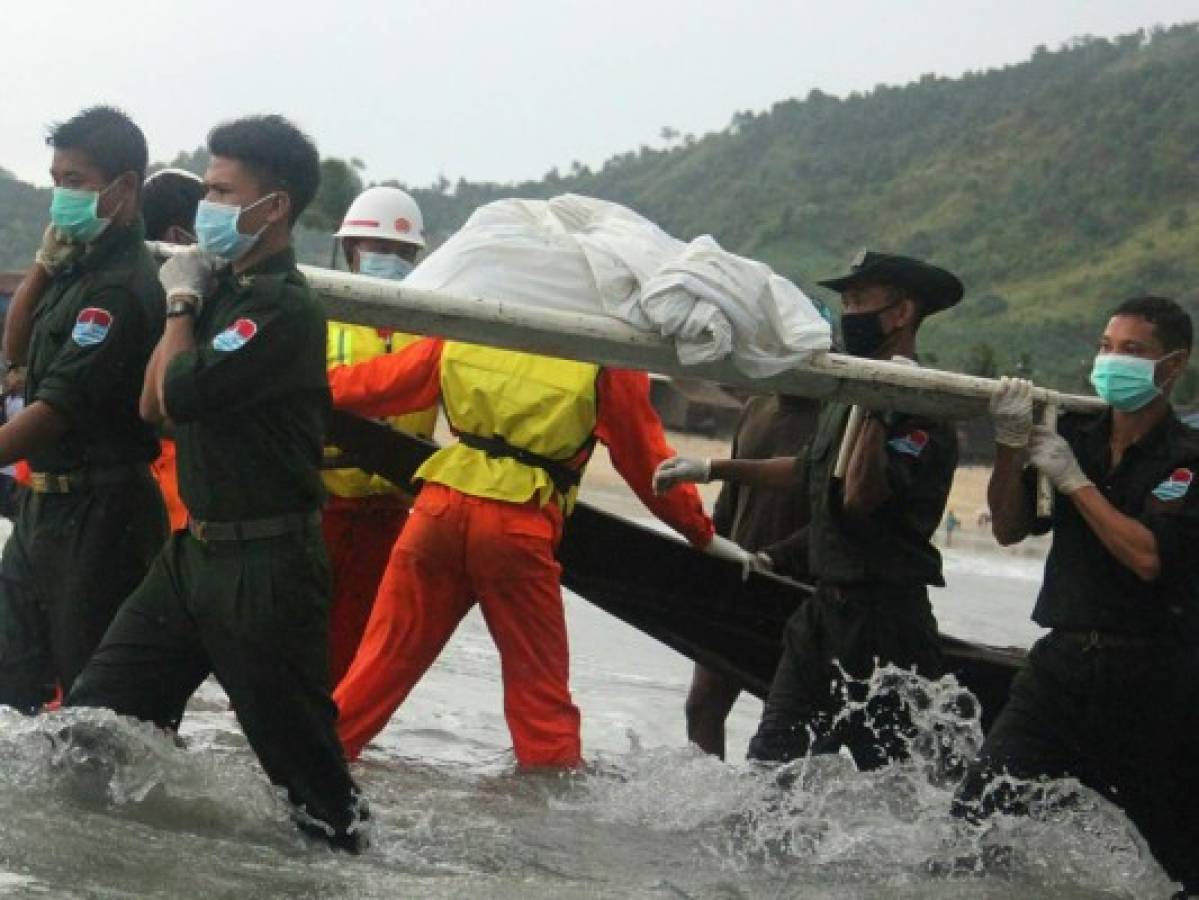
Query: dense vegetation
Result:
<box><xmin>3</xmin><ymin>23</ymin><xmax>1197</xmax><ymax>394</ymax></box>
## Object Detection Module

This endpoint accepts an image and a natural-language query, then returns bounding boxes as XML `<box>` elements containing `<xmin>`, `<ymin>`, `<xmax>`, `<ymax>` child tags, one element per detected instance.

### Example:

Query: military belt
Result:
<box><xmin>188</xmin><ymin>510</ymin><xmax>321</xmax><ymax>543</ymax></box>
<box><xmin>29</xmin><ymin>463</ymin><xmax>151</xmax><ymax>494</ymax></box>
<box><xmin>1054</xmin><ymin>629</ymin><xmax>1165</xmax><ymax>651</ymax></box>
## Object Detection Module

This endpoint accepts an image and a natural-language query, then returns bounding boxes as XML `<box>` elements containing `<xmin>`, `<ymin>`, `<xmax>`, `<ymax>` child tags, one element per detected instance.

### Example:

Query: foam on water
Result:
<box><xmin>565</xmin><ymin>667</ymin><xmax>1173</xmax><ymax>898</ymax></box>
<box><xmin>0</xmin><ymin>559</ymin><xmax>1181</xmax><ymax>897</ymax></box>
<box><xmin>0</xmin><ymin>667</ymin><xmax>1178</xmax><ymax>898</ymax></box>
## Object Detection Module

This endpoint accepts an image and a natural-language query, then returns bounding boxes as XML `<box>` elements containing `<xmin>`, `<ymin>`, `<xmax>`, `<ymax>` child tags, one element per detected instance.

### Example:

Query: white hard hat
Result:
<box><xmin>335</xmin><ymin>186</ymin><xmax>425</xmax><ymax>248</ymax></box>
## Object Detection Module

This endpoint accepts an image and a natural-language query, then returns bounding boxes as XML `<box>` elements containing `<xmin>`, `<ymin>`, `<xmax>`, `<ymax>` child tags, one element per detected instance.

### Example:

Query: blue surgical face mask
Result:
<box><xmin>1090</xmin><ymin>352</ymin><xmax>1176</xmax><ymax>411</ymax></box>
<box><xmin>194</xmin><ymin>194</ymin><xmax>275</xmax><ymax>261</ymax></box>
<box><xmin>49</xmin><ymin>181</ymin><xmax>121</xmax><ymax>243</ymax></box>
<box><xmin>357</xmin><ymin>251</ymin><xmax>413</xmax><ymax>281</ymax></box>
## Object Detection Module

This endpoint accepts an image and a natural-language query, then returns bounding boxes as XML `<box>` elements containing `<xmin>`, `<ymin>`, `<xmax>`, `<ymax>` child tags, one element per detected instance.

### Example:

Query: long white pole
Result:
<box><xmin>152</xmin><ymin>244</ymin><xmax>1106</xmax><ymax>420</ymax></box>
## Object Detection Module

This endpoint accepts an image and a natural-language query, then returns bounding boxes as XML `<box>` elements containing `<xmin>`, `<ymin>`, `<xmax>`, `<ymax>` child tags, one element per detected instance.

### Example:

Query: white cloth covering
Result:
<box><xmin>404</xmin><ymin>194</ymin><xmax>831</xmax><ymax>375</ymax></box>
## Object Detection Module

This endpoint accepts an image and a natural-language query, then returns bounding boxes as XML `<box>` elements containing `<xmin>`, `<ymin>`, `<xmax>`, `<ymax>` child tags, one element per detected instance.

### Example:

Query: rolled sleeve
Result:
<box><xmin>1141</xmin><ymin>494</ymin><xmax>1199</xmax><ymax>587</ymax></box>
<box><xmin>35</xmin><ymin>287</ymin><xmax>151</xmax><ymax>428</ymax></box>
<box><xmin>164</xmin><ymin>300</ymin><xmax>322</xmax><ymax>424</ymax></box>
<box><xmin>882</xmin><ymin>416</ymin><xmax>956</xmax><ymax>499</ymax></box>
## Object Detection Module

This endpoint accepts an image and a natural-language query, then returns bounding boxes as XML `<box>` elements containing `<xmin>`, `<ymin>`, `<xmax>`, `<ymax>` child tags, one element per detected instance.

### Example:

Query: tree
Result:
<box><xmin>965</xmin><ymin>342</ymin><xmax>998</xmax><ymax>378</ymax></box>
<box><xmin>300</xmin><ymin>157</ymin><xmax>365</xmax><ymax>232</ymax></box>
<box><xmin>164</xmin><ymin>147</ymin><xmax>211</xmax><ymax>177</ymax></box>
<box><xmin>659</xmin><ymin>126</ymin><xmax>680</xmax><ymax>145</ymax></box>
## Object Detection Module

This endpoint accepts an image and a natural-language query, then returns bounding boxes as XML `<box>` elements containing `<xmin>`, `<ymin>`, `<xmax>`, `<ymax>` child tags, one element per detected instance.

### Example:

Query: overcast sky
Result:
<box><xmin>2</xmin><ymin>1</ymin><xmax>1195</xmax><ymax>189</ymax></box>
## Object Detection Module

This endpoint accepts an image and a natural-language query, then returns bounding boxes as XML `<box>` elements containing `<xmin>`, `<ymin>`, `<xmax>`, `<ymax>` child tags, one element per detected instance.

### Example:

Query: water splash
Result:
<box><xmin>566</xmin><ymin>666</ymin><xmax>1176</xmax><ymax>897</ymax></box>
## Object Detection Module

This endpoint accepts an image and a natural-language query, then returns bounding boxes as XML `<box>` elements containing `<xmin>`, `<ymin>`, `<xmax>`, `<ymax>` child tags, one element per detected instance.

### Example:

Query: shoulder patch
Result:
<box><xmin>887</xmin><ymin>428</ymin><xmax>930</xmax><ymax>458</ymax></box>
<box><xmin>1152</xmin><ymin>468</ymin><xmax>1193</xmax><ymax>501</ymax></box>
<box><xmin>71</xmin><ymin>307</ymin><xmax>113</xmax><ymax>347</ymax></box>
<box><xmin>212</xmin><ymin>318</ymin><xmax>258</xmax><ymax>352</ymax></box>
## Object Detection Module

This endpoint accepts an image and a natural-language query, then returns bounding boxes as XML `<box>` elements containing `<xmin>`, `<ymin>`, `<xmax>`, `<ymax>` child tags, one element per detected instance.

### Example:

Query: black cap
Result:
<box><xmin>817</xmin><ymin>250</ymin><xmax>964</xmax><ymax>315</ymax></box>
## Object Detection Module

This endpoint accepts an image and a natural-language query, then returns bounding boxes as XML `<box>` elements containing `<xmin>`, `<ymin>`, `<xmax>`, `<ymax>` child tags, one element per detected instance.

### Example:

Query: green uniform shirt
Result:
<box><xmin>26</xmin><ymin>220</ymin><xmax>164</xmax><ymax>472</ymax></box>
<box><xmin>163</xmin><ymin>248</ymin><xmax>329</xmax><ymax>522</ymax></box>
<box><xmin>799</xmin><ymin>401</ymin><xmax>958</xmax><ymax>586</ymax></box>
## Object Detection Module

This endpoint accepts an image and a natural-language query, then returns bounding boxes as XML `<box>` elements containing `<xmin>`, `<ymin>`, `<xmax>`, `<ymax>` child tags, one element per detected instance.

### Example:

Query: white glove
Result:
<box><xmin>703</xmin><ymin>535</ymin><xmax>772</xmax><ymax>581</ymax></box>
<box><xmin>989</xmin><ymin>376</ymin><xmax>1035</xmax><ymax>448</ymax></box>
<box><xmin>1027</xmin><ymin>425</ymin><xmax>1091</xmax><ymax>495</ymax></box>
<box><xmin>159</xmin><ymin>249</ymin><xmax>220</xmax><ymax>312</ymax></box>
<box><xmin>652</xmin><ymin>457</ymin><xmax>711</xmax><ymax>495</ymax></box>
<box><xmin>34</xmin><ymin>226</ymin><xmax>82</xmax><ymax>275</ymax></box>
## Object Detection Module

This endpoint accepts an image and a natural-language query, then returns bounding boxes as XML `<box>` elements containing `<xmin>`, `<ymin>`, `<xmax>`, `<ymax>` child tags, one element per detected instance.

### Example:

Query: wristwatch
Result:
<box><xmin>166</xmin><ymin>297</ymin><xmax>199</xmax><ymax>319</ymax></box>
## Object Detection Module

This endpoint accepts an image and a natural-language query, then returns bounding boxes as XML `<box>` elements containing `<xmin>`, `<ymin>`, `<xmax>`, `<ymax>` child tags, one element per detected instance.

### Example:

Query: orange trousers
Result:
<box><xmin>150</xmin><ymin>439</ymin><xmax>188</xmax><ymax>532</ymax></box>
<box><xmin>321</xmin><ymin>494</ymin><xmax>409</xmax><ymax>687</ymax></box>
<box><xmin>333</xmin><ymin>483</ymin><xmax>581</xmax><ymax>768</ymax></box>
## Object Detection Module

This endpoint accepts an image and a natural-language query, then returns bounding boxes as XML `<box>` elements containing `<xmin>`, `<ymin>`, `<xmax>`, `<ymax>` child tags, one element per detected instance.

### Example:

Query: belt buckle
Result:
<box><xmin>31</xmin><ymin>472</ymin><xmax>71</xmax><ymax>493</ymax></box>
<box><xmin>191</xmin><ymin>520</ymin><xmax>208</xmax><ymax>543</ymax></box>
<box><xmin>1083</xmin><ymin>630</ymin><xmax>1102</xmax><ymax>652</ymax></box>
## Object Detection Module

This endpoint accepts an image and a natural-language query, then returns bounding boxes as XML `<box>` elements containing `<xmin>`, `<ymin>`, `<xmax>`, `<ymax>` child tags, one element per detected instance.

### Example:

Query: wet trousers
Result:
<box><xmin>953</xmin><ymin>632</ymin><xmax>1198</xmax><ymax>891</ymax></box>
<box><xmin>333</xmin><ymin>483</ymin><xmax>581</xmax><ymax>768</ymax></box>
<box><xmin>0</xmin><ymin>476</ymin><xmax>166</xmax><ymax>712</ymax></box>
<box><xmin>321</xmin><ymin>494</ymin><xmax>409</xmax><ymax>687</ymax></box>
<box><xmin>67</xmin><ymin>527</ymin><xmax>364</xmax><ymax>851</ymax></box>
<box><xmin>747</xmin><ymin>583</ymin><xmax>943</xmax><ymax>769</ymax></box>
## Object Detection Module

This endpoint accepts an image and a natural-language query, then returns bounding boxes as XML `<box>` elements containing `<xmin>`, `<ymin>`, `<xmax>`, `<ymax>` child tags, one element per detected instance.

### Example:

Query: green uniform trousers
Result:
<box><xmin>0</xmin><ymin>474</ymin><xmax>166</xmax><ymax>712</ymax></box>
<box><xmin>748</xmin><ymin>582</ymin><xmax>944</xmax><ymax>770</ymax></box>
<box><xmin>67</xmin><ymin>526</ymin><xmax>365</xmax><ymax>850</ymax></box>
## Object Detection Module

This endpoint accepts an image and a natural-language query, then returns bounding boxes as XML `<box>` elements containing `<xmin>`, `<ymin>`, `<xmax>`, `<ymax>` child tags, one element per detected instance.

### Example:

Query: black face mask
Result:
<box><xmin>839</xmin><ymin>303</ymin><xmax>896</xmax><ymax>358</ymax></box>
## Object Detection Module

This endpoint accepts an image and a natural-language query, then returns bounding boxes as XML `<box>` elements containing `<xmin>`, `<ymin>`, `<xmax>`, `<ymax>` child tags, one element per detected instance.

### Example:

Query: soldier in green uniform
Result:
<box><xmin>0</xmin><ymin>106</ymin><xmax>166</xmax><ymax>712</ymax></box>
<box><xmin>655</xmin><ymin>252</ymin><xmax>963</xmax><ymax>767</ymax></box>
<box><xmin>68</xmin><ymin>115</ymin><xmax>366</xmax><ymax>852</ymax></box>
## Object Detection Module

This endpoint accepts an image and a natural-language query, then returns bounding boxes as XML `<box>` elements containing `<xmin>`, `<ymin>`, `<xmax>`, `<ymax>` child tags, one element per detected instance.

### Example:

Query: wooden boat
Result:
<box><xmin>327</xmin><ymin>412</ymin><xmax>1026</xmax><ymax>732</ymax></box>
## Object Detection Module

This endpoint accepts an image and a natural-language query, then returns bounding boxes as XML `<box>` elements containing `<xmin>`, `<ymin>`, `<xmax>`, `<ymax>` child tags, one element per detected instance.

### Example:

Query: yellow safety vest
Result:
<box><xmin>416</xmin><ymin>342</ymin><xmax>600</xmax><ymax>511</ymax></box>
<box><xmin>323</xmin><ymin>322</ymin><xmax>439</xmax><ymax>498</ymax></box>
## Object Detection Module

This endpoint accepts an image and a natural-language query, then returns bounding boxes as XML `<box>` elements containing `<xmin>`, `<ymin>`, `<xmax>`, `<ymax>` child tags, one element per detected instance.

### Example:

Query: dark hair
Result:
<box><xmin>207</xmin><ymin>115</ymin><xmax>320</xmax><ymax>224</ymax></box>
<box><xmin>141</xmin><ymin>169</ymin><xmax>205</xmax><ymax>240</ymax></box>
<box><xmin>46</xmin><ymin>105</ymin><xmax>149</xmax><ymax>183</ymax></box>
<box><xmin>1112</xmin><ymin>295</ymin><xmax>1193</xmax><ymax>353</ymax></box>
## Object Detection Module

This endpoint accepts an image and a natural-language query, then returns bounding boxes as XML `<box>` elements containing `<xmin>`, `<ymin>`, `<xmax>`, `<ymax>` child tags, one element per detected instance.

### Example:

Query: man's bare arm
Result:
<box><xmin>988</xmin><ymin>445</ymin><xmax>1034</xmax><ymax>545</ymax></box>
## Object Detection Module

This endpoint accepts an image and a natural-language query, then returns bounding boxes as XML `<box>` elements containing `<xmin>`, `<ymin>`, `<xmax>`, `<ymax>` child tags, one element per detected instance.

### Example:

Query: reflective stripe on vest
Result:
<box><xmin>416</xmin><ymin>342</ymin><xmax>600</xmax><ymax>511</ymax></box>
<box><xmin>323</xmin><ymin>322</ymin><xmax>439</xmax><ymax>498</ymax></box>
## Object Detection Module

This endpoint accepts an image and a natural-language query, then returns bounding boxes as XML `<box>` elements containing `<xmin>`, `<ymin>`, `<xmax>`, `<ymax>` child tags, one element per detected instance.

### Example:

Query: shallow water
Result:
<box><xmin>0</xmin><ymin>517</ymin><xmax>1177</xmax><ymax>897</ymax></box>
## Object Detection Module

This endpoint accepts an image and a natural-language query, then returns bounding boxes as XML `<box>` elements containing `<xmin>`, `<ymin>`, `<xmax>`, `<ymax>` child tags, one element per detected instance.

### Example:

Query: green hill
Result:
<box><xmin>4</xmin><ymin>22</ymin><xmax>1198</xmax><ymax>394</ymax></box>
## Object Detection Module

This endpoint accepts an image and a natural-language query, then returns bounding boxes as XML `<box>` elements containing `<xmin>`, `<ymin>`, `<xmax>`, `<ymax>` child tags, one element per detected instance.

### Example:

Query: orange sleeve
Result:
<box><xmin>328</xmin><ymin>337</ymin><xmax>444</xmax><ymax>419</ymax></box>
<box><xmin>593</xmin><ymin>368</ymin><xmax>714</xmax><ymax>548</ymax></box>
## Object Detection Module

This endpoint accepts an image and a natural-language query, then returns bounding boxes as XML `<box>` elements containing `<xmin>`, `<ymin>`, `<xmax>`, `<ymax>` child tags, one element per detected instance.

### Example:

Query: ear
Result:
<box><xmin>1160</xmin><ymin>350</ymin><xmax>1189</xmax><ymax>389</ymax></box>
<box><xmin>269</xmin><ymin>191</ymin><xmax>293</xmax><ymax>226</ymax></box>
<box><xmin>893</xmin><ymin>297</ymin><xmax>919</xmax><ymax>330</ymax></box>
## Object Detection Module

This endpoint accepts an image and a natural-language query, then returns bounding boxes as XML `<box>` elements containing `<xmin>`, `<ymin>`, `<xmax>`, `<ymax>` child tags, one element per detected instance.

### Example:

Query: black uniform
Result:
<box><xmin>954</xmin><ymin>410</ymin><xmax>1199</xmax><ymax>891</ymax></box>
<box><xmin>0</xmin><ymin>222</ymin><xmax>166</xmax><ymax>711</ymax></box>
<box><xmin>748</xmin><ymin>400</ymin><xmax>958</xmax><ymax>768</ymax></box>
<box><xmin>68</xmin><ymin>249</ymin><xmax>365</xmax><ymax>851</ymax></box>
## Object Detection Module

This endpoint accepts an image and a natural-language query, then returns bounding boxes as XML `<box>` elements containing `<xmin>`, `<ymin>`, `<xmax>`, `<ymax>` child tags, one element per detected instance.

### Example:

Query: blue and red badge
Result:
<box><xmin>212</xmin><ymin>318</ymin><xmax>258</xmax><ymax>352</ymax></box>
<box><xmin>888</xmin><ymin>428</ymin><xmax>930</xmax><ymax>458</ymax></box>
<box><xmin>71</xmin><ymin>307</ymin><xmax>113</xmax><ymax>347</ymax></box>
<box><xmin>1152</xmin><ymin>468</ymin><xmax>1193</xmax><ymax>502</ymax></box>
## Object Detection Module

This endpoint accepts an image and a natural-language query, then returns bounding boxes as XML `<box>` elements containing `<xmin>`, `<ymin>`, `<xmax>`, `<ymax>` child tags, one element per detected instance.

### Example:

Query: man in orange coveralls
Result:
<box><xmin>141</xmin><ymin>166</ymin><xmax>206</xmax><ymax>532</ymax></box>
<box><xmin>328</xmin><ymin>339</ymin><xmax>754</xmax><ymax>768</ymax></box>
<box><xmin>322</xmin><ymin>186</ymin><xmax>438</xmax><ymax>686</ymax></box>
